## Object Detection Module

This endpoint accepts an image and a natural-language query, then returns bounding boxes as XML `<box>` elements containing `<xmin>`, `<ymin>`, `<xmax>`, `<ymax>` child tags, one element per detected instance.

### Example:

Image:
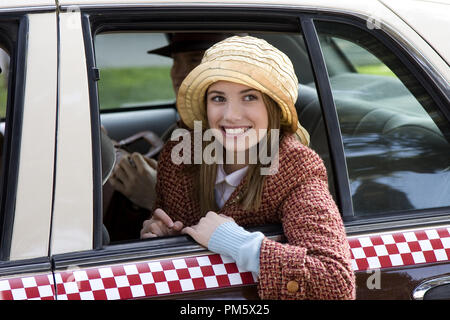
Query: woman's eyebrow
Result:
<box><xmin>207</xmin><ymin>90</ymin><xmax>224</xmax><ymax>96</ymax></box>
<box><xmin>240</xmin><ymin>88</ymin><xmax>258</xmax><ymax>94</ymax></box>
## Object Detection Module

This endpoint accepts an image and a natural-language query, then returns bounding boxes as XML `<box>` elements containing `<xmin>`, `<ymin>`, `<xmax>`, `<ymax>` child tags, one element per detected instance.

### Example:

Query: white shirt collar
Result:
<box><xmin>215</xmin><ymin>164</ymin><xmax>248</xmax><ymax>187</ymax></box>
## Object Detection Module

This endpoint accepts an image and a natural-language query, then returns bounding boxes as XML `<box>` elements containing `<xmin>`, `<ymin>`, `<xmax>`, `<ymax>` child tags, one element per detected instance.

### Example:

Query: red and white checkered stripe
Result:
<box><xmin>54</xmin><ymin>254</ymin><xmax>257</xmax><ymax>300</ymax></box>
<box><xmin>1</xmin><ymin>225</ymin><xmax>450</xmax><ymax>300</ymax></box>
<box><xmin>348</xmin><ymin>226</ymin><xmax>450</xmax><ymax>271</ymax></box>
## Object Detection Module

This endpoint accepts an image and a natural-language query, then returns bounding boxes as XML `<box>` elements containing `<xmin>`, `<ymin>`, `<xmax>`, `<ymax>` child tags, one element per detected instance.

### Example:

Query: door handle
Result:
<box><xmin>413</xmin><ymin>275</ymin><xmax>450</xmax><ymax>300</ymax></box>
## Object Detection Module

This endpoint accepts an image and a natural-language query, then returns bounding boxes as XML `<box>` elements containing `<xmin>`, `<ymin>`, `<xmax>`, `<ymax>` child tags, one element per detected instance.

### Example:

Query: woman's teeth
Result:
<box><xmin>223</xmin><ymin>127</ymin><xmax>250</xmax><ymax>135</ymax></box>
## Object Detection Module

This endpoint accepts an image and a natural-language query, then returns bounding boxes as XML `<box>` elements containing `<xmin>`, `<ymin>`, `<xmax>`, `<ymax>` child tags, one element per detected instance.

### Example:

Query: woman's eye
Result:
<box><xmin>243</xmin><ymin>94</ymin><xmax>258</xmax><ymax>101</ymax></box>
<box><xmin>211</xmin><ymin>96</ymin><xmax>225</xmax><ymax>103</ymax></box>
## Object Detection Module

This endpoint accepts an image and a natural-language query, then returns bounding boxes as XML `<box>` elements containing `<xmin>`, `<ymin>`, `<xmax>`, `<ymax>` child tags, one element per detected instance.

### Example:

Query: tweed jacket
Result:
<box><xmin>154</xmin><ymin>132</ymin><xmax>355</xmax><ymax>300</ymax></box>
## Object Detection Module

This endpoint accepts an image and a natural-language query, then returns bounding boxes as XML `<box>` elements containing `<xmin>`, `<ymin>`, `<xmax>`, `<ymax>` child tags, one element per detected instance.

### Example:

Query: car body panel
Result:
<box><xmin>9</xmin><ymin>12</ymin><xmax>58</xmax><ymax>261</ymax></box>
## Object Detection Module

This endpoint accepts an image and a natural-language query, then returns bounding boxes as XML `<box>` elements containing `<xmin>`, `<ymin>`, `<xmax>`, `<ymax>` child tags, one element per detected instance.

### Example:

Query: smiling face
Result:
<box><xmin>206</xmin><ymin>81</ymin><xmax>269</xmax><ymax>155</ymax></box>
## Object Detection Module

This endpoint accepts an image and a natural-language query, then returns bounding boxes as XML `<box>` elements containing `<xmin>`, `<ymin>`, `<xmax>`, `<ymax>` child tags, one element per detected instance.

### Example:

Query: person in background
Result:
<box><xmin>103</xmin><ymin>33</ymin><xmax>230</xmax><ymax>241</ymax></box>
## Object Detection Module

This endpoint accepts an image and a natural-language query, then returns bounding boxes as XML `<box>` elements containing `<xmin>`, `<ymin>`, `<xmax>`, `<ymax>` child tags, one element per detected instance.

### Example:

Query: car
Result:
<box><xmin>0</xmin><ymin>0</ymin><xmax>449</xmax><ymax>301</ymax></box>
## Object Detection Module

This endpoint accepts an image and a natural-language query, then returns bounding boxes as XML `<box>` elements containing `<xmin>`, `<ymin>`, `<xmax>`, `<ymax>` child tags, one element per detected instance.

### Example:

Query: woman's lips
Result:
<box><xmin>221</xmin><ymin>126</ymin><xmax>251</xmax><ymax>137</ymax></box>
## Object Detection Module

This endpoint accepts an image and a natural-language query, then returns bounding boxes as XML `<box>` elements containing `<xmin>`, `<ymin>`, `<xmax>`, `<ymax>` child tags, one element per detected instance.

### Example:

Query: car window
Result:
<box><xmin>315</xmin><ymin>21</ymin><xmax>450</xmax><ymax>217</ymax></box>
<box><xmin>95</xmin><ymin>32</ymin><xmax>175</xmax><ymax>111</ymax></box>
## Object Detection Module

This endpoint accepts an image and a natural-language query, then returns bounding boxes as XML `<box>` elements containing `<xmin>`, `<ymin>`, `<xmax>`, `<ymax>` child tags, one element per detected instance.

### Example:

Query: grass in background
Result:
<box><xmin>356</xmin><ymin>64</ymin><xmax>395</xmax><ymax>77</ymax></box>
<box><xmin>98</xmin><ymin>66</ymin><xmax>175</xmax><ymax>110</ymax></box>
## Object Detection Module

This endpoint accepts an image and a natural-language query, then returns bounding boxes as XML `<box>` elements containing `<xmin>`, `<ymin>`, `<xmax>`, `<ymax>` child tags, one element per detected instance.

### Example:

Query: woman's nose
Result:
<box><xmin>222</xmin><ymin>100</ymin><xmax>243</xmax><ymax>122</ymax></box>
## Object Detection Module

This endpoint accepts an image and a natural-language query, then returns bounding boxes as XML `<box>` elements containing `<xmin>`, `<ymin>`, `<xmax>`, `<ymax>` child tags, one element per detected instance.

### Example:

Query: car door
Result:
<box><xmin>0</xmin><ymin>3</ymin><xmax>58</xmax><ymax>299</ymax></box>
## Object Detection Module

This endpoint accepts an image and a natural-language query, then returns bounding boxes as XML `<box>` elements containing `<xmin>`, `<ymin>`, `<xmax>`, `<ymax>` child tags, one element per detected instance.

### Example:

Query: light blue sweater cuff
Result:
<box><xmin>208</xmin><ymin>221</ymin><xmax>264</xmax><ymax>275</ymax></box>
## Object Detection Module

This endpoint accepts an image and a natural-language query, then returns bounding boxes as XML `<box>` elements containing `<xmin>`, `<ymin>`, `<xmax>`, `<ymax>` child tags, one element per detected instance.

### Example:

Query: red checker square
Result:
<box><xmin>143</xmin><ymin>283</ymin><xmax>157</xmax><ymax>296</ymax></box>
<box><xmin>392</xmin><ymin>233</ymin><xmax>406</xmax><ymax>243</ymax></box>
<box><xmin>355</xmin><ymin>258</ymin><xmax>369</xmax><ymax>271</ymax></box>
<box><xmin>168</xmin><ymin>280</ymin><xmax>182</xmax><ymax>293</ymax></box>
<box><xmin>92</xmin><ymin>290</ymin><xmax>107</xmax><ymax>300</ymax></box>
<box><xmin>415</xmin><ymin>230</ymin><xmax>428</xmax><ymax>241</ymax></box>
<box><xmin>408</xmin><ymin>241</ymin><xmax>421</xmax><ymax>252</ymax></box>
<box><xmin>430</xmin><ymin>239</ymin><xmax>444</xmax><ymax>250</ymax></box>
<box><xmin>56</xmin><ymin>283</ymin><xmax>66</xmax><ymax>295</ymax></box>
<box><xmin>67</xmin><ymin>293</ymin><xmax>81</xmax><ymax>300</ymax></box>
<box><xmin>0</xmin><ymin>290</ymin><xmax>13</xmax><ymax>300</ymax></box>
<box><xmin>347</xmin><ymin>238</ymin><xmax>361</xmax><ymax>248</ymax></box>
<box><xmin>127</xmin><ymin>274</ymin><xmax>142</xmax><ymax>286</ymax></box>
<box><xmin>9</xmin><ymin>278</ymin><xmax>24</xmax><ymax>290</ymax></box>
<box><xmin>136</xmin><ymin>263</ymin><xmax>151</xmax><ymax>274</ymax></box>
<box><xmin>400</xmin><ymin>253</ymin><xmax>414</xmax><ymax>266</ymax></box>
<box><xmin>41</xmin><ymin>296</ymin><xmax>54</xmax><ymax>301</ymax></box>
<box><xmin>437</xmin><ymin>228</ymin><xmax>450</xmax><ymax>238</ymax></box>
<box><xmin>362</xmin><ymin>246</ymin><xmax>377</xmax><ymax>257</ymax></box>
<box><xmin>118</xmin><ymin>286</ymin><xmax>133</xmax><ymax>299</ymax></box>
<box><xmin>185</xmin><ymin>257</ymin><xmax>199</xmax><ymax>268</ymax></box>
<box><xmin>78</xmin><ymin>280</ymin><xmax>92</xmax><ymax>292</ymax></box>
<box><xmin>176</xmin><ymin>268</ymin><xmax>191</xmax><ymax>280</ymax></box>
<box><xmin>111</xmin><ymin>265</ymin><xmax>126</xmax><ymax>277</ymax></box>
<box><xmin>240</xmin><ymin>272</ymin><xmax>255</xmax><ymax>285</ymax></box>
<box><xmin>423</xmin><ymin>251</ymin><xmax>437</xmax><ymax>263</ymax></box>
<box><xmin>192</xmin><ymin>277</ymin><xmax>206</xmax><ymax>290</ymax></box>
<box><xmin>152</xmin><ymin>271</ymin><xmax>166</xmax><ymax>283</ymax></box>
<box><xmin>208</xmin><ymin>254</ymin><xmax>223</xmax><ymax>265</ymax></box>
<box><xmin>25</xmin><ymin>286</ymin><xmax>40</xmax><ymax>299</ymax></box>
<box><xmin>385</xmin><ymin>243</ymin><xmax>399</xmax><ymax>255</ymax></box>
<box><xmin>85</xmin><ymin>269</ymin><xmax>101</xmax><ymax>279</ymax></box>
<box><xmin>34</xmin><ymin>275</ymin><xmax>51</xmax><ymax>286</ymax></box>
<box><xmin>216</xmin><ymin>275</ymin><xmax>230</xmax><ymax>287</ymax></box>
<box><xmin>102</xmin><ymin>277</ymin><xmax>117</xmax><ymax>289</ymax></box>
<box><xmin>370</xmin><ymin>236</ymin><xmax>384</xmax><ymax>246</ymax></box>
<box><xmin>378</xmin><ymin>256</ymin><xmax>392</xmax><ymax>268</ymax></box>
<box><xmin>160</xmin><ymin>260</ymin><xmax>175</xmax><ymax>270</ymax></box>
<box><xmin>224</xmin><ymin>263</ymin><xmax>239</xmax><ymax>274</ymax></box>
<box><xmin>445</xmin><ymin>248</ymin><xmax>450</xmax><ymax>258</ymax></box>
<box><xmin>200</xmin><ymin>265</ymin><xmax>215</xmax><ymax>277</ymax></box>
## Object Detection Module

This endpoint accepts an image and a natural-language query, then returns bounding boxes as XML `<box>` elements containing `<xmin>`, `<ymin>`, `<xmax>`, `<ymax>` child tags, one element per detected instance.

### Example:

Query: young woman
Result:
<box><xmin>140</xmin><ymin>36</ymin><xmax>355</xmax><ymax>300</ymax></box>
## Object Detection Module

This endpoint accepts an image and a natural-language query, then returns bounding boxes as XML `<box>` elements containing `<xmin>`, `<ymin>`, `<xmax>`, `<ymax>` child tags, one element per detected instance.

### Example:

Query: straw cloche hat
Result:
<box><xmin>176</xmin><ymin>35</ymin><xmax>310</xmax><ymax>145</ymax></box>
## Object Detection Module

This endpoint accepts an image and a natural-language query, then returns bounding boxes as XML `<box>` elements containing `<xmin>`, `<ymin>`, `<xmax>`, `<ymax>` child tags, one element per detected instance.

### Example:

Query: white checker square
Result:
<box><xmin>374</xmin><ymin>245</ymin><xmax>388</xmax><ymax>256</ymax></box>
<box><xmin>434</xmin><ymin>249</ymin><xmax>448</xmax><ymax>261</ymax></box>
<box><xmin>11</xmin><ymin>288</ymin><xmax>27</xmax><ymax>300</ymax></box>
<box><xmin>124</xmin><ymin>265</ymin><xmax>139</xmax><ymax>275</ymax></box>
<box><xmin>366</xmin><ymin>257</ymin><xmax>381</xmax><ymax>269</ymax></box>
<box><xmin>411</xmin><ymin>251</ymin><xmax>426</xmax><ymax>264</ymax></box>
<box><xmin>358</xmin><ymin>237</ymin><xmax>373</xmax><ymax>247</ymax></box>
<box><xmin>397</xmin><ymin>242</ymin><xmax>411</xmax><ymax>254</ymax></box>
<box><xmin>179</xmin><ymin>279</ymin><xmax>195</xmax><ymax>291</ymax></box>
<box><xmin>188</xmin><ymin>266</ymin><xmax>203</xmax><ymax>278</ymax></box>
<box><xmin>79</xmin><ymin>291</ymin><xmax>95</xmax><ymax>300</ymax></box>
<box><xmin>351</xmin><ymin>248</ymin><xmax>366</xmax><ymax>259</ymax></box>
<box><xmin>63</xmin><ymin>281</ymin><xmax>79</xmax><ymax>294</ymax></box>
<box><xmin>130</xmin><ymin>285</ymin><xmax>145</xmax><ymax>298</ymax></box>
<box><xmin>389</xmin><ymin>254</ymin><xmax>403</xmax><ymax>266</ymax></box>
<box><xmin>212</xmin><ymin>264</ymin><xmax>227</xmax><ymax>275</ymax></box>
<box><xmin>105</xmin><ymin>288</ymin><xmax>120</xmax><ymax>300</ymax></box>
<box><xmin>139</xmin><ymin>272</ymin><xmax>154</xmax><ymax>285</ymax></box>
<box><xmin>114</xmin><ymin>275</ymin><xmax>130</xmax><ymax>288</ymax></box>
<box><xmin>380</xmin><ymin>234</ymin><xmax>395</xmax><ymax>245</ymax></box>
<box><xmin>0</xmin><ymin>280</ymin><xmax>11</xmax><ymax>291</ymax></box>
<box><xmin>164</xmin><ymin>269</ymin><xmax>179</xmax><ymax>282</ymax></box>
<box><xmin>197</xmin><ymin>256</ymin><xmax>212</xmax><ymax>266</ymax></box>
<box><xmin>155</xmin><ymin>282</ymin><xmax>170</xmax><ymax>294</ymax></box>
<box><xmin>442</xmin><ymin>237</ymin><xmax>450</xmax><ymax>249</ymax></box>
<box><xmin>98</xmin><ymin>267</ymin><xmax>114</xmax><ymax>278</ymax></box>
<box><xmin>425</xmin><ymin>229</ymin><xmax>439</xmax><ymax>239</ymax></box>
<box><xmin>89</xmin><ymin>278</ymin><xmax>105</xmax><ymax>291</ymax></box>
<box><xmin>418</xmin><ymin>240</ymin><xmax>433</xmax><ymax>251</ymax></box>
<box><xmin>172</xmin><ymin>259</ymin><xmax>188</xmax><ymax>269</ymax></box>
<box><xmin>21</xmin><ymin>277</ymin><xmax>37</xmax><ymax>288</ymax></box>
<box><xmin>351</xmin><ymin>259</ymin><xmax>358</xmax><ymax>271</ymax></box>
<box><xmin>403</xmin><ymin>232</ymin><xmax>417</xmax><ymax>242</ymax></box>
<box><xmin>148</xmin><ymin>262</ymin><xmax>163</xmax><ymax>272</ymax></box>
<box><xmin>73</xmin><ymin>271</ymin><xmax>88</xmax><ymax>282</ymax></box>
<box><xmin>204</xmin><ymin>276</ymin><xmax>219</xmax><ymax>288</ymax></box>
<box><xmin>38</xmin><ymin>285</ymin><xmax>54</xmax><ymax>298</ymax></box>
<box><xmin>228</xmin><ymin>273</ymin><xmax>243</xmax><ymax>285</ymax></box>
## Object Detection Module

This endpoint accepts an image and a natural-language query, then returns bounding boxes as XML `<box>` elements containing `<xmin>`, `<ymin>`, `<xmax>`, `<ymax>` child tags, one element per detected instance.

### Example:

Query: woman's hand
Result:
<box><xmin>140</xmin><ymin>208</ymin><xmax>184</xmax><ymax>239</ymax></box>
<box><xmin>182</xmin><ymin>211</ymin><xmax>234</xmax><ymax>247</ymax></box>
<box><xmin>109</xmin><ymin>152</ymin><xmax>157</xmax><ymax>210</ymax></box>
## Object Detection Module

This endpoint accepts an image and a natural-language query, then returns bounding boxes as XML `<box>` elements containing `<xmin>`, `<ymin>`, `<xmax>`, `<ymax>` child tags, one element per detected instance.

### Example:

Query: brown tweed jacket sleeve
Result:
<box><xmin>257</xmin><ymin>142</ymin><xmax>355</xmax><ymax>300</ymax></box>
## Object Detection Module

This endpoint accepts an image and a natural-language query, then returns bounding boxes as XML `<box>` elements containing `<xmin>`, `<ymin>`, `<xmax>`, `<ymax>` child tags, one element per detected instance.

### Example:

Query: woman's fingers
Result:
<box><xmin>153</xmin><ymin>208</ymin><xmax>174</xmax><ymax>228</ymax></box>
